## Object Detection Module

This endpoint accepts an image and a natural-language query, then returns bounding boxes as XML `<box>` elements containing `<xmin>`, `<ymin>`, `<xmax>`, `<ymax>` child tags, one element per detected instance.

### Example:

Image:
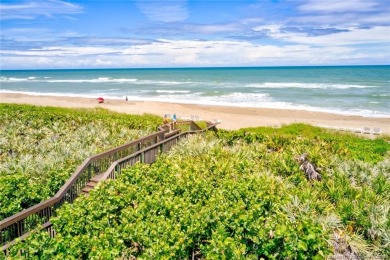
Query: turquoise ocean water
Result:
<box><xmin>1</xmin><ymin>66</ymin><xmax>389</xmax><ymax>118</ymax></box>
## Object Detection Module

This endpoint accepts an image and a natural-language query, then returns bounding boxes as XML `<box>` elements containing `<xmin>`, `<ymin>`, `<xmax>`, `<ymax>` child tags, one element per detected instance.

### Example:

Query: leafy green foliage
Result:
<box><xmin>193</xmin><ymin>120</ymin><xmax>208</xmax><ymax>129</ymax></box>
<box><xmin>4</xmin><ymin>122</ymin><xmax>390</xmax><ymax>259</ymax></box>
<box><xmin>217</xmin><ymin>123</ymin><xmax>390</xmax><ymax>163</ymax></box>
<box><xmin>216</xmin><ymin>124</ymin><xmax>390</xmax><ymax>258</ymax></box>
<box><xmin>8</xmin><ymin>134</ymin><xmax>331</xmax><ymax>259</ymax></box>
<box><xmin>0</xmin><ymin>104</ymin><xmax>161</xmax><ymax>219</ymax></box>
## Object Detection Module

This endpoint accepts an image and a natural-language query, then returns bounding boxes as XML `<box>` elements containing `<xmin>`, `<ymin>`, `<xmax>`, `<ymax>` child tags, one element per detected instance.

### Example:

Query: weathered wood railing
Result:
<box><xmin>1</xmin><ymin>120</ymin><xmax>217</xmax><ymax>253</ymax></box>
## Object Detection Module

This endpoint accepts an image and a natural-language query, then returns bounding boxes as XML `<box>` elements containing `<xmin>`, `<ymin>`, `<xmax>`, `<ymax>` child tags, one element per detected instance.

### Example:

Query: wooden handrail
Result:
<box><xmin>1</xmin><ymin>120</ymin><xmax>217</xmax><ymax>252</ymax></box>
<box><xmin>96</xmin><ymin>122</ymin><xmax>216</xmax><ymax>187</ymax></box>
<box><xmin>54</xmin><ymin>130</ymin><xmax>165</xmax><ymax>198</ymax></box>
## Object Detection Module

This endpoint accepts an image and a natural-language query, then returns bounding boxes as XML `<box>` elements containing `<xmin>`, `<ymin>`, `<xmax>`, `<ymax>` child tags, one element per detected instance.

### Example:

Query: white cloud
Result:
<box><xmin>299</xmin><ymin>0</ymin><xmax>379</xmax><ymax>13</ymax></box>
<box><xmin>1</xmin><ymin>1</ymin><xmax>387</xmax><ymax>69</ymax></box>
<box><xmin>190</xmin><ymin>23</ymin><xmax>240</xmax><ymax>34</ymax></box>
<box><xmin>289</xmin><ymin>26</ymin><xmax>390</xmax><ymax>45</ymax></box>
<box><xmin>0</xmin><ymin>0</ymin><xmax>83</xmax><ymax>20</ymax></box>
<box><xmin>2</xmin><ymin>46</ymin><xmax>119</xmax><ymax>56</ymax></box>
<box><xmin>2</xmin><ymin>38</ymin><xmax>387</xmax><ymax>69</ymax></box>
<box><xmin>135</xmin><ymin>0</ymin><xmax>188</xmax><ymax>22</ymax></box>
<box><xmin>295</xmin><ymin>0</ymin><xmax>390</xmax><ymax>28</ymax></box>
<box><xmin>296</xmin><ymin>11</ymin><xmax>390</xmax><ymax>26</ymax></box>
<box><xmin>253</xmin><ymin>24</ymin><xmax>390</xmax><ymax>46</ymax></box>
<box><xmin>252</xmin><ymin>24</ymin><xmax>284</xmax><ymax>35</ymax></box>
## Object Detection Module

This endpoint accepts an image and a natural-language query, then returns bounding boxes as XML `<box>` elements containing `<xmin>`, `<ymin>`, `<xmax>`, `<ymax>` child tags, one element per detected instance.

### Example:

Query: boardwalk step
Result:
<box><xmin>81</xmin><ymin>191</ymin><xmax>89</xmax><ymax>196</ymax></box>
<box><xmin>81</xmin><ymin>173</ymin><xmax>106</xmax><ymax>195</ymax></box>
<box><xmin>81</xmin><ymin>186</ymin><xmax>94</xmax><ymax>194</ymax></box>
<box><xmin>90</xmin><ymin>173</ymin><xmax>105</xmax><ymax>182</ymax></box>
<box><xmin>85</xmin><ymin>181</ymin><xmax>97</xmax><ymax>188</ymax></box>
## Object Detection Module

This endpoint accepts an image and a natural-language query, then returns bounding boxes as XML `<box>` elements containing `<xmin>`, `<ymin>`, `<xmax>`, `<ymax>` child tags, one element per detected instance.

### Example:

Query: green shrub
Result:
<box><xmin>4</xmin><ymin>123</ymin><xmax>389</xmax><ymax>259</ymax></box>
<box><xmin>0</xmin><ymin>104</ymin><xmax>161</xmax><ymax>219</ymax></box>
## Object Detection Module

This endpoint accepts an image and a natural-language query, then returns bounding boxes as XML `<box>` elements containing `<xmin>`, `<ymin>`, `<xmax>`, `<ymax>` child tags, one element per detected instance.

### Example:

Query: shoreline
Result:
<box><xmin>1</xmin><ymin>93</ymin><xmax>390</xmax><ymax>135</ymax></box>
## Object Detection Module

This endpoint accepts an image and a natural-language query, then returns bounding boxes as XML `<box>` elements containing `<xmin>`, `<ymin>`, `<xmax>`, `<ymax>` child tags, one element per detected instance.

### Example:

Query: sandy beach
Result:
<box><xmin>1</xmin><ymin>93</ymin><xmax>389</xmax><ymax>135</ymax></box>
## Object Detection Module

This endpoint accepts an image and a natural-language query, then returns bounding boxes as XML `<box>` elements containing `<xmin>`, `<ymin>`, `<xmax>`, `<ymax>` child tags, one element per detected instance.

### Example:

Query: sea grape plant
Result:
<box><xmin>0</xmin><ymin>104</ymin><xmax>161</xmax><ymax>219</ymax></box>
<box><xmin>4</xmin><ymin>121</ymin><xmax>390</xmax><ymax>259</ymax></box>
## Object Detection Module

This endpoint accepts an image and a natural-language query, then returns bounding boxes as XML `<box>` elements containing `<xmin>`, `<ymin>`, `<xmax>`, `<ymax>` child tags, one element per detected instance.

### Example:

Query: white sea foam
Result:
<box><xmin>245</xmin><ymin>82</ymin><xmax>375</xmax><ymax>89</ymax></box>
<box><xmin>2</xmin><ymin>89</ymin><xmax>389</xmax><ymax>118</ymax></box>
<box><xmin>3</xmin><ymin>76</ymin><xmax>375</xmax><ymax>90</ymax></box>
<box><xmin>0</xmin><ymin>77</ymin><xmax>201</xmax><ymax>86</ymax></box>
<box><xmin>133</xmin><ymin>80</ymin><xmax>193</xmax><ymax>85</ymax></box>
<box><xmin>46</xmin><ymin>78</ymin><xmax>139</xmax><ymax>83</ymax></box>
<box><xmin>0</xmin><ymin>77</ymin><xmax>139</xmax><ymax>83</ymax></box>
<box><xmin>155</xmin><ymin>81</ymin><xmax>189</xmax><ymax>85</ymax></box>
<box><xmin>372</xmin><ymin>94</ymin><xmax>389</xmax><ymax>97</ymax></box>
<box><xmin>0</xmin><ymin>77</ymin><xmax>36</xmax><ymax>82</ymax></box>
<box><xmin>156</xmin><ymin>90</ymin><xmax>191</xmax><ymax>94</ymax></box>
<box><xmin>204</xmin><ymin>92</ymin><xmax>271</xmax><ymax>104</ymax></box>
<box><xmin>90</xmin><ymin>88</ymin><xmax>121</xmax><ymax>93</ymax></box>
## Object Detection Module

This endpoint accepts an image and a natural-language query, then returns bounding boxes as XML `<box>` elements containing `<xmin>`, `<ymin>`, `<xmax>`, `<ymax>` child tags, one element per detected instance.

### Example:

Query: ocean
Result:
<box><xmin>1</xmin><ymin>66</ymin><xmax>389</xmax><ymax>118</ymax></box>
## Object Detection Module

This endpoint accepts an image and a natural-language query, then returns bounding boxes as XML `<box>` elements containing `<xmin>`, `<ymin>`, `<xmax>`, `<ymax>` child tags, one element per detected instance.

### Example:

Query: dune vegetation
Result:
<box><xmin>0</xmin><ymin>104</ymin><xmax>161</xmax><ymax>220</ymax></box>
<box><xmin>3</xmin><ymin>110</ymin><xmax>389</xmax><ymax>259</ymax></box>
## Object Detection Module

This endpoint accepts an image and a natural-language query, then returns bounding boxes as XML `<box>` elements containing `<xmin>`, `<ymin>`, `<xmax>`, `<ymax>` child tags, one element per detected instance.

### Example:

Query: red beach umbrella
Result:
<box><xmin>97</xmin><ymin>97</ymin><xmax>104</xmax><ymax>103</ymax></box>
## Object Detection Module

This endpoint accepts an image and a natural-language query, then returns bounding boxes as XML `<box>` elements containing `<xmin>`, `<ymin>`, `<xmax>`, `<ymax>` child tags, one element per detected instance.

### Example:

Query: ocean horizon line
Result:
<box><xmin>1</xmin><ymin>64</ymin><xmax>389</xmax><ymax>72</ymax></box>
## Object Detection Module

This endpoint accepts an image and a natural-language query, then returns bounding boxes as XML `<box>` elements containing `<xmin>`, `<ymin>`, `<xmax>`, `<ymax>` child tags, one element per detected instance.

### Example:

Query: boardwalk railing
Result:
<box><xmin>1</xmin><ymin>120</ymin><xmax>217</xmax><ymax>253</ymax></box>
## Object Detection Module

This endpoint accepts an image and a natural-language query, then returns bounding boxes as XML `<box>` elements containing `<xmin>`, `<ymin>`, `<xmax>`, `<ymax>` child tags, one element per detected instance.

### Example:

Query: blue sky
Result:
<box><xmin>1</xmin><ymin>0</ymin><xmax>389</xmax><ymax>69</ymax></box>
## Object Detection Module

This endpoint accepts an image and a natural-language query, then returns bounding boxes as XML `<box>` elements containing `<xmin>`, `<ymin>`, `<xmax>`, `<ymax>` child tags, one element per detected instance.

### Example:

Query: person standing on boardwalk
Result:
<box><xmin>163</xmin><ymin>114</ymin><xmax>169</xmax><ymax>124</ymax></box>
<box><xmin>163</xmin><ymin>114</ymin><xmax>171</xmax><ymax>131</ymax></box>
<box><xmin>172</xmin><ymin>113</ymin><xmax>177</xmax><ymax>130</ymax></box>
